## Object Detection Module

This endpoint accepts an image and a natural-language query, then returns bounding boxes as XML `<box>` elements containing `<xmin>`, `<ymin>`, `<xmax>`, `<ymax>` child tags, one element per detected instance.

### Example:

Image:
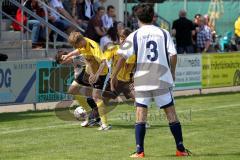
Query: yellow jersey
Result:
<box><xmin>77</xmin><ymin>37</ymin><xmax>108</xmax><ymax>75</ymax></box>
<box><xmin>235</xmin><ymin>17</ymin><xmax>240</xmax><ymax>37</ymax></box>
<box><xmin>104</xmin><ymin>45</ymin><xmax>136</xmax><ymax>82</ymax></box>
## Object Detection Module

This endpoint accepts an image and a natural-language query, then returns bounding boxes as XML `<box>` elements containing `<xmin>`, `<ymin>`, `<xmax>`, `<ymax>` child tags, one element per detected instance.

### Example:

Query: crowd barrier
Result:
<box><xmin>0</xmin><ymin>52</ymin><xmax>240</xmax><ymax>105</ymax></box>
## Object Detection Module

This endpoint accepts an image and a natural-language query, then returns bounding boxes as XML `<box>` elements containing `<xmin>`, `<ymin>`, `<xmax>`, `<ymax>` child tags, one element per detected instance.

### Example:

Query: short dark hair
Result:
<box><xmin>97</xmin><ymin>6</ymin><xmax>105</xmax><ymax>12</ymax></box>
<box><xmin>122</xmin><ymin>28</ymin><xmax>132</xmax><ymax>37</ymax></box>
<box><xmin>55</xmin><ymin>50</ymin><xmax>68</xmax><ymax>64</ymax></box>
<box><xmin>107</xmin><ymin>5</ymin><xmax>114</xmax><ymax>11</ymax></box>
<box><xmin>136</xmin><ymin>4</ymin><xmax>154</xmax><ymax>24</ymax></box>
<box><xmin>194</xmin><ymin>14</ymin><xmax>202</xmax><ymax>19</ymax></box>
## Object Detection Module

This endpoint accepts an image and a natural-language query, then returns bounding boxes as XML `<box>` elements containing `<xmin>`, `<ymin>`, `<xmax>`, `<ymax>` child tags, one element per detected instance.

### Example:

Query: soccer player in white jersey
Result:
<box><xmin>111</xmin><ymin>4</ymin><xmax>191</xmax><ymax>158</ymax></box>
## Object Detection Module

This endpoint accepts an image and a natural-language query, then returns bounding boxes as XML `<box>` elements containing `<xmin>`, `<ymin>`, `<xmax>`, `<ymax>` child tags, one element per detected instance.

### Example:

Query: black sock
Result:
<box><xmin>135</xmin><ymin>122</ymin><xmax>146</xmax><ymax>153</ymax></box>
<box><xmin>87</xmin><ymin>98</ymin><xmax>97</xmax><ymax>109</ymax></box>
<box><xmin>169</xmin><ymin>121</ymin><xmax>185</xmax><ymax>152</ymax></box>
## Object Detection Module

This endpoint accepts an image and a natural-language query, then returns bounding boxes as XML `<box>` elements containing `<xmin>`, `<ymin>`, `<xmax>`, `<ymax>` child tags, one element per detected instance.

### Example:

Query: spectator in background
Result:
<box><xmin>152</xmin><ymin>13</ymin><xmax>159</xmax><ymax>27</ymax></box>
<box><xmin>93</xmin><ymin>0</ymin><xmax>107</xmax><ymax>13</ymax></box>
<box><xmin>172</xmin><ymin>10</ymin><xmax>195</xmax><ymax>54</ymax></box>
<box><xmin>197</xmin><ymin>16</ymin><xmax>212</xmax><ymax>53</ymax></box>
<box><xmin>48</xmin><ymin>0</ymin><xmax>78</xmax><ymax>37</ymax></box>
<box><xmin>130</xmin><ymin>5</ymin><xmax>139</xmax><ymax>31</ymax></box>
<box><xmin>76</xmin><ymin>0</ymin><xmax>95</xmax><ymax>29</ymax></box>
<box><xmin>116</xmin><ymin>21</ymin><xmax>124</xmax><ymax>42</ymax></box>
<box><xmin>85</xmin><ymin>6</ymin><xmax>106</xmax><ymax>43</ymax></box>
<box><xmin>204</xmin><ymin>14</ymin><xmax>216</xmax><ymax>44</ymax></box>
<box><xmin>24</xmin><ymin>0</ymin><xmax>44</xmax><ymax>48</ymax></box>
<box><xmin>234</xmin><ymin>15</ymin><xmax>240</xmax><ymax>50</ymax></box>
<box><xmin>192</xmin><ymin>14</ymin><xmax>201</xmax><ymax>52</ymax></box>
<box><xmin>102</xmin><ymin>5</ymin><xmax>115</xmax><ymax>30</ymax></box>
<box><xmin>62</xmin><ymin>0</ymin><xmax>72</xmax><ymax>15</ymax></box>
<box><xmin>100</xmin><ymin>26</ymin><xmax>118</xmax><ymax>51</ymax></box>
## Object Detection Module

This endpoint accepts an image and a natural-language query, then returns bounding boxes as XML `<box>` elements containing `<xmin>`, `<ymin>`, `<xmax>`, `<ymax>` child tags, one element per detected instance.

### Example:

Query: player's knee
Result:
<box><xmin>68</xmin><ymin>85</ymin><xmax>79</xmax><ymax>95</ymax></box>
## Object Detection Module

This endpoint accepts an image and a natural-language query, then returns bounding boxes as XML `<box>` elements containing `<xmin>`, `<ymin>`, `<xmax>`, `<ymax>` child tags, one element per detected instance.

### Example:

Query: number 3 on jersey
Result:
<box><xmin>146</xmin><ymin>41</ymin><xmax>158</xmax><ymax>61</ymax></box>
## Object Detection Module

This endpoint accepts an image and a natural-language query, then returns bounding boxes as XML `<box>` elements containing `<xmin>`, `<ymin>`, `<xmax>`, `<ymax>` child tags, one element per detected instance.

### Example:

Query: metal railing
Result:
<box><xmin>0</xmin><ymin>0</ymin><xmax>85</xmax><ymax>58</ymax></box>
<box><xmin>37</xmin><ymin>0</ymin><xmax>84</xmax><ymax>33</ymax></box>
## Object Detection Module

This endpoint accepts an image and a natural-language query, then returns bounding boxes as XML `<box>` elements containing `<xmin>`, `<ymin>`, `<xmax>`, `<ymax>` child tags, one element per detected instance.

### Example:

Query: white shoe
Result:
<box><xmin>81</xmin><ymin>120</ymin><xmax>89</xmax><ymax>127</ymax></box>
<box><xmin>98</xmin><ymin>124</ymin><xmax>112</xmax><ymax>131</ymax></box>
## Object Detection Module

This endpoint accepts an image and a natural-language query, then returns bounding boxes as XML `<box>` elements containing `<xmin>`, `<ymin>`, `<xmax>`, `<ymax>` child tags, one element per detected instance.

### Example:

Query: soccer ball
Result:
<box><xmin>73</xmin><ymin>106</ymin><xmax>87</xmax><ymax>121</ymax></box>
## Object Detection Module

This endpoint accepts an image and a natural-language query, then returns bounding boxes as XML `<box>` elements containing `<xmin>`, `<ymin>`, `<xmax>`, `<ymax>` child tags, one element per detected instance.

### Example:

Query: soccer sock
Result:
<box><xmin>86</xmin><ymin>97</ymin><xmax>97</xmax><ymax>109</ymax></box>
<box><xmin>97</xmin><ymin>100</ymin><xmax>108</xmax><ymax>126</ymax></box>
<box><xmin>135</xmin><ymin>122</ymin><xmax>146</xmax><ymax>153</ymax></box>
<box><xmin>74</xmin><ymin>95</ymin><xmax>92</xmax><ymax>113</ymax></box>
<box><xmin>169</xmin><ymin>121</ymin><xmax>185</xmax><ymax>152</ymax></box>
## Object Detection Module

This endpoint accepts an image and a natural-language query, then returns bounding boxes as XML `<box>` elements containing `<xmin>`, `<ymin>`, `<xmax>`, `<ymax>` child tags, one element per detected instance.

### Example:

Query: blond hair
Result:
<box><xmin>68</xmin><ymin>31</ymin><xmax>84</xmax><ymax>47</ymax></box>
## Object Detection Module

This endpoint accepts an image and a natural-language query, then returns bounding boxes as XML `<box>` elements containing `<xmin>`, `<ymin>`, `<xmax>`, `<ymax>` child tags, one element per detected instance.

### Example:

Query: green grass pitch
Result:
<box><xmin>0</xmin><ymin>92</ymin><xmax>240</xmax><ymax>160</ymax></box>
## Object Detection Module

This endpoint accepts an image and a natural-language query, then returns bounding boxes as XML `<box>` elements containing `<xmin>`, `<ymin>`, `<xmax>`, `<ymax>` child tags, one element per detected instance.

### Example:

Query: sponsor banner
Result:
<box><xmin>36</xmin><ymin>60</ymin><xmax>74</xmax><ymax>103</ymax></box>
<box><xmin>202</xmin><ymin>53</ymin><xmax>240</xmax><ymax>88</ymax></box>
<box><xmin>175</xmin><ymin>54</ymin><xmax>202</xmax><ymax>90</ymax></box>
<box><xmin>0</xmin><ymin>60</ymin><xmax>36</xmax><ymax>104</ymax></box>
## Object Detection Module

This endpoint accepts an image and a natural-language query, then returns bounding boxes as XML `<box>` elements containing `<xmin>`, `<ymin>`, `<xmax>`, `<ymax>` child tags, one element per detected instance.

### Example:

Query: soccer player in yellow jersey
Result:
<box><xmin>62</xmin><ymin>32</ymin><xmax>111</xmax><ymax>130</ymax></box>
<box><xmin>102</xmin><ymin>28</ymin><xmax>135</xmax><ymax>101</ymax></box>
<box><xmin>55</xmin><ymin>50</ymin><xmax>100</xmax><ymax>127</ymax></box>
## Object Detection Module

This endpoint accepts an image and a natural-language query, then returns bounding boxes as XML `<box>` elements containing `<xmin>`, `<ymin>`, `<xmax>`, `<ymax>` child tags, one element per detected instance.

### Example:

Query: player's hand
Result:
<box><xmin>89</xmin><ymin>74</ymin><xmax>99</xmax><ymax>85</ymax></box>
<box><xmin>110</xmin><ymin>77</ymin><xmax>118</xmax><ymax>91</ymax></box>
<box><xmin>61</xmin><ymin>55</ymin><xmax>68</xmax><ymax>61</ymax></box>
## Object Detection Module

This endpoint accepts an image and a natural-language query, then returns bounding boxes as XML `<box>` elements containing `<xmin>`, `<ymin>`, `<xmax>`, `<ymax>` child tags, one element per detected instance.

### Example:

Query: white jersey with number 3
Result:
<box><xmin>118</xmin><ymin>25</ymin><xmax>177</xmax><ymax>91</ymax></box>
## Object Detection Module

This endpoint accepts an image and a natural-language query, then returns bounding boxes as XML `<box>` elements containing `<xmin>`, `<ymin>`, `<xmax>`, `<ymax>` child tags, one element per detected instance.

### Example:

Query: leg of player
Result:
<box><xmin>68</xmin><ymin>82</ymin><xmax>92</xmax><ymax>113</ymax></box>
<box><xmin>68</xmin><ymin>82</ymin><xmax>100</xmax><ymax>127</ymax></box>
<box><xmin>164</xmin><ymin>106</ymin><xmax>191</xmax><ymax>156</ymax></box>
<box><xmin>130</xmin><ymin>106</ymin><xmax>147</xmax><ymax>158</ymax></box>
<box><xmin>92</xmin><ymin>89</ymin><xmax>111</xmax><ymax>131</ymax></box>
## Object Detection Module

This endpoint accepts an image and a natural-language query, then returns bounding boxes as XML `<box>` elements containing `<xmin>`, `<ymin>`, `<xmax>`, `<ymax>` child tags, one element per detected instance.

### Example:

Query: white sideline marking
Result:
<box><xmin>0</xmin><ymin>103</ymin><xmax>239</xmax><ymax>135</ymax></box>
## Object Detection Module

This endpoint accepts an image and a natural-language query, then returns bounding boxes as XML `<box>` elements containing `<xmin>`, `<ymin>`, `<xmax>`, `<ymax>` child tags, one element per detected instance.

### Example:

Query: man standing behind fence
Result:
<box><xmin>172</xmin><ymin>10</ymin><xmax>195</xmax><ymax>54</ymax></box>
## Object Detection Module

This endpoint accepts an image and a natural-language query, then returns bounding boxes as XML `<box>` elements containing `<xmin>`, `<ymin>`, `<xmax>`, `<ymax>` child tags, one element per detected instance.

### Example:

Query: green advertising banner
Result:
<box><xmin>36</xmin><ymin>60</ymin><xmax>74</xmax><ymax>103</ymax></box>
<box><xmin>202</xmin><ymin>53</ymin><xmax>240</xmax><ymax>88</ymax></box>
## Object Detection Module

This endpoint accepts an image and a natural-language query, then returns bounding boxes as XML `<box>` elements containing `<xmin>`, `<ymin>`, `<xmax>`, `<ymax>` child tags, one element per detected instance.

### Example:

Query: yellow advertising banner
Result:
<box><xmin>202</xmin><ymin>53</ymin><xmax>240</xmax><ymax>88</ymax></box>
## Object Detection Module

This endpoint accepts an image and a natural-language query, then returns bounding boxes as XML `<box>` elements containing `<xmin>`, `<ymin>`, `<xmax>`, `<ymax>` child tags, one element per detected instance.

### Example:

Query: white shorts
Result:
<box><xmin>135</xmin><ymin>88</ymin><xmax>174</xmax><ymax>109</ymax></box>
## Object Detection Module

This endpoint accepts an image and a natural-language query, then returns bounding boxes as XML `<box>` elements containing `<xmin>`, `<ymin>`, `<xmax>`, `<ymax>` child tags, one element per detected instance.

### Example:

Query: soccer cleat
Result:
<box><xmin>80</xmin><ymin>119</ymin><xmax>89</xmax><ymax>127</ymax></box>
<box><xmin>176</xmin><ymin>149</ymin><xmax>192</xmax><ymax>157</ymax></box>
<box><xmin>98</xmin><ymin>124</ymin><xmax>112</xmax><ymax>131</ymax></box>
<box><xmin>130</xmin><ymin>152</ymin><xmax>145</xmax><ymax>158</ymax></box>
<box><xmin>88</xmin><ymin>119</ymin><xmax>101</xmax><ymax>127</ymax></box>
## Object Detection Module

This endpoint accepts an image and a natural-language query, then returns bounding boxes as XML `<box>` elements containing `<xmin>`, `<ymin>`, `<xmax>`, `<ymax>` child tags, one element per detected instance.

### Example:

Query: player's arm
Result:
<box><xmin>166</xmin><ymin>30</ymin><xmax>178</xmax><ymax>81</ymax></box>
<box><xmin>170</xmin><ymin>54</ymin><xmax>177</xmax><ymax>81</ymax></box>
<box><xmin>62</xmin><ymin>49</ymin><xmax>79</xmax><ymax>61</ymax></box>
<box><xmin>61</xmin><ymin>56</ymin><xmax>73</xmax><ymax>64</ymax></box>
<box><xmin>110</xmin><ymin>55</ymin><xmax>126</xmax><ymax>91</ymax></box>
<box><xmin>89</xmin><ymin>59</ymin><xmax>107</xmax><ymax>84</ymax></box>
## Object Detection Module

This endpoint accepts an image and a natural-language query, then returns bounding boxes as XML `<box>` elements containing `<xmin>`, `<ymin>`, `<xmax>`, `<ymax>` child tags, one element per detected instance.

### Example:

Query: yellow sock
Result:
<box><xmin>74</xmin><ymin>95</ymin><xmax>92</xmax><ymax>113</ymax></box>
<box><xmin>97</xmin><ymin>100</ymin><xmax>108</xmax><ymax>125</ymax></box>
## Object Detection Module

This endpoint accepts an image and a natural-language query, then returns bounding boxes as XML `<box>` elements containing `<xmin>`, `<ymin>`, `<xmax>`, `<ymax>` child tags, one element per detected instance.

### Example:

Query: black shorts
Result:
<box><xmin>75</xmin><ymin>69</ymin><xmax>91</xmax><ymax>86</ymax></box>
<box><xmin>75</xmin><ymin>69</ymin><xmax>107</xmax><ymax>89</ymax></box>
<box><xmin>102</xmin><ymin>79</ymin><xmax>134</xmax><ymax>99</ymax></box>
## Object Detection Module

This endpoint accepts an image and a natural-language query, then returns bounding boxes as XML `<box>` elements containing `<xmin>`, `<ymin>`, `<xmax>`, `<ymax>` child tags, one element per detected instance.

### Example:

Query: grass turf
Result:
<box><xmin>0</xmin><ymin>92</ymin><xmax>240</xmax><ymax>160</ymax></box>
